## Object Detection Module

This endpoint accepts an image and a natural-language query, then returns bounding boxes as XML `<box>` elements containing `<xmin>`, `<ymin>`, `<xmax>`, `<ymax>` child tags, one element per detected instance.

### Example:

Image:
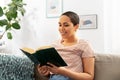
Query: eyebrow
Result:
<box><xmin>58</xmin><ymin>22</ymin><xmax>69</xmax><ymax>24</ymax></box>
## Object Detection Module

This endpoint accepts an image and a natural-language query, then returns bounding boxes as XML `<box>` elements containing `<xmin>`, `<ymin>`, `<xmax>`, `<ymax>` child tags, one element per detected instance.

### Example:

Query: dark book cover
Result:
<box><xmin>20</xmin><ymin>47</ymin><xmax>67</xmax><ymax>67</ymax></box>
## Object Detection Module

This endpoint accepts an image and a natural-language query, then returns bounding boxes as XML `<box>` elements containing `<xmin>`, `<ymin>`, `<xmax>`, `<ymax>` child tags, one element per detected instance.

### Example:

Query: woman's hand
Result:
<box><xmin>47</xmin><ymin>62</ymin><xmax>66</xmax><ymax>74</ymax></box>
<box><xmin>37</xmin><ymin>64</ymin><xmax>50</xmax><ymax>77</ymax></box>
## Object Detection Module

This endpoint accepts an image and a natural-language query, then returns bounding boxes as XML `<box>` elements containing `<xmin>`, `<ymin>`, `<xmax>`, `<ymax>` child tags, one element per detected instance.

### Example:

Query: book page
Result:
<box><xmin>36</xmin><ymin>46</ymin><xmax>52</xmax><ymax>51</ymax></box>
<box><xmin>21</xmin><ymin>47</ymin><xmax>35</xmax><ymax>54</ymax></box>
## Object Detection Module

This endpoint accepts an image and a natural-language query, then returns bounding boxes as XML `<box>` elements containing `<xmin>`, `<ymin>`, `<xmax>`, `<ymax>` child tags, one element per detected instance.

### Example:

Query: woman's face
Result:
<box><xmin>58</xmin><ymin>15</ymin><xmax>78</xmax><ymax>39</ymax></box>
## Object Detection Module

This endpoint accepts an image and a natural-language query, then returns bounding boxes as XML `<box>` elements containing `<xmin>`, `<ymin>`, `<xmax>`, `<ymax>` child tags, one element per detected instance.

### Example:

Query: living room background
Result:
<box><xmin>0</xmin><ymin>0</ymin><xmax>119</xmax><ymax>53</ymax></box>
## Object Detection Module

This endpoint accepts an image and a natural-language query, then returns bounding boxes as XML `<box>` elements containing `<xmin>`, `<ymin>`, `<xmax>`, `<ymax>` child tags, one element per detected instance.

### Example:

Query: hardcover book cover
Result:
<box><xmin>20</xmin><ymin>47</ymin><xmax>67</xmax><ymax>67</ymax></box>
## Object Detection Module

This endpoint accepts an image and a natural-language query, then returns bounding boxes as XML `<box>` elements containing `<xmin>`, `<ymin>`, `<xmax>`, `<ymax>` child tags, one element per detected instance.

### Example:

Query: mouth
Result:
<box><xmin>60</xmin><ymin>32</ymin><xmax>67</xmax><ymax>35</ymax></box>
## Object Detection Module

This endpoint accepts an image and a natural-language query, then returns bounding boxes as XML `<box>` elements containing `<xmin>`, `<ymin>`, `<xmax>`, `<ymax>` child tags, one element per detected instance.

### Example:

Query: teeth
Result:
<box><xmin>61</xmin><ymin>32</ymin><xmax>66</xmax><ymax>34</ymax></box>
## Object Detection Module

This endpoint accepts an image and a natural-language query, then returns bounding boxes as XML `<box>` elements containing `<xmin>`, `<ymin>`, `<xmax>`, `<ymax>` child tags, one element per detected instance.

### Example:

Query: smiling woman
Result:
<box><xmin>35</xmin><ymin>11</ymin><xmax>95</xmax><ymax>80</ymax></box>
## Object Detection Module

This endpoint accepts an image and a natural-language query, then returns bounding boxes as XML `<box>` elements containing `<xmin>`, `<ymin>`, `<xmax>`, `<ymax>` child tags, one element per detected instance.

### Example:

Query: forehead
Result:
<box><xmin>59</xmin><ymin>15</ymin><xmax>71</xmax><ymax>23</ymax></box>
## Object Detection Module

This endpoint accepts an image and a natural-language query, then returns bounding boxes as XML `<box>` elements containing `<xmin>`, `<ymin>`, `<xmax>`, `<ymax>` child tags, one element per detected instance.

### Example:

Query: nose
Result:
<box><xmin>60</xmin><ymin>25</ymin><xmax>65</xmax><ymax>31</ymax></box>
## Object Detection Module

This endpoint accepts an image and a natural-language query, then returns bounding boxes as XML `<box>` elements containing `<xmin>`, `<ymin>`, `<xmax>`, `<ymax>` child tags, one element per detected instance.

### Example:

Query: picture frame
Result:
<box><xmin>46</xmin><ymin>0</ymin><xmax>63</xmax><ymax>18</ymax></box>
<box><xmin>79</xmin><ymin>14</ymin><xmax>97</xmax><ymax>29</ymax></box>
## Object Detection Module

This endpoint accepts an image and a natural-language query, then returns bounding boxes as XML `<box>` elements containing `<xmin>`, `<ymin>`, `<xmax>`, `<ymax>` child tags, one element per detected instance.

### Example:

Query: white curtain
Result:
<box><xmin>104</xmin><ymin>0</ymin><xmax>120</xmax><ymax>53</ymax></box>
<box><xmin>112</xmin><ymin>0</ymin><xmax>120</xmax><ymax>53</ymax></box>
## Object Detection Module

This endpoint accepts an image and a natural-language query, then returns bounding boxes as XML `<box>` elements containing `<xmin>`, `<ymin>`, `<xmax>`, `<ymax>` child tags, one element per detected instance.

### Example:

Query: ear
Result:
<box><xmin>74</xmin><ymin>24</ymin><xmax>79</xmax><ymax>31</ymax></box>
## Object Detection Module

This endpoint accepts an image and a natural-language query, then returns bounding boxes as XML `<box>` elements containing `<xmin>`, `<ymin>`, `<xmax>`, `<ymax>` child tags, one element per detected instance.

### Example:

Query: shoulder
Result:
<box><xmin>78</xmin><ymin>39</ymin><xmax>94</xmax><ymax>57</ymax></box>
<box><xmin>77</xmin><ymin>39</ymin><xmax>93</xmax><ymax>50</ymax></box>
<box><xmin>78</xmin><ymin>39</ymin><xmax>90</xmax><ymax>46</ymax></box>
<box><xmin>50</xmin><ymin>39</ymin><xmax>61</xmax><ymax>47</ymax></box>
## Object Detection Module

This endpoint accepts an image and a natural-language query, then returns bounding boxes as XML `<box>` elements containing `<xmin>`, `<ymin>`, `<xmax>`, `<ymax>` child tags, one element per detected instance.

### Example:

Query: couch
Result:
<box><xmin>0</xmin><ymin>53</ymin><xmax>120</xmax><ymax>80</ymax></box>
<box><xmin>94</xmin><ymin>53</ymin><xmax>120</xmax><ymax>80</ymax></box>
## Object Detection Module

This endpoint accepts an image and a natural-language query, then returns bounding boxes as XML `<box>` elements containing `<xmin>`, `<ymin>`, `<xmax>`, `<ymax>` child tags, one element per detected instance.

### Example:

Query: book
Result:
<box><xmin>20</xmin><ymin>46</ymin><xmax>67</xmax><ymax>67</ymax></box>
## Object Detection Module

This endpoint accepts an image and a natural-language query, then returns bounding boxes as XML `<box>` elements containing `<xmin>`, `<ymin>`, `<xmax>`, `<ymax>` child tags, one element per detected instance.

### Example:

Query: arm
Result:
<box><xmin>47</xmin><ymin>57</ymin><xmax>95</xmax><ymax>80</ymax></box>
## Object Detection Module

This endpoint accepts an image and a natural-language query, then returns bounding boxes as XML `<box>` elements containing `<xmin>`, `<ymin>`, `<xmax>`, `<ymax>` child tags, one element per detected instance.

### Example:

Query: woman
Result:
<box><xmin>36</xmin><ymin>11</ymin><xmax>95</xmax><ymax>80</ymax></box>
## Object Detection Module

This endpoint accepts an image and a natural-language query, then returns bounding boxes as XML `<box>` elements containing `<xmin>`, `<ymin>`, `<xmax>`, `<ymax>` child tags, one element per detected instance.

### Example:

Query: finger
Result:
<box><xmin>40</xmin><ymin>66</ymin><xmax>49</xmax><ymax>72</ymax></box>
<box><xmin>47</xmin><ymin>62</ymin><xmax>55</xmax><ymax>67</ymax></box>
<box><xmin>44</xmin><ymin>71</ymin><xmax>50</xmax><ymax>76</ymax></box>
<box><xmin>42</xmin><ymin>69</ymin><xmax>48</xmax><ymax>73</ymax></box>
<box><xmin>36</xmin><ymin>64</ymin><xmax>40</xmax><ymax>68</ymax></box>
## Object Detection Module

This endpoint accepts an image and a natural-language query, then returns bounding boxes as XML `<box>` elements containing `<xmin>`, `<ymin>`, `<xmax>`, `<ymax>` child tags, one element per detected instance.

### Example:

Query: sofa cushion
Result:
<box><xmin>94</xmin><ymin>53</ymin><xmax>120</xmax><ymax>80</ymax></box>
<box><xmin>0</xmin><ymin>53</ymin><xmax>34</xmax><ymax>80</ymax></box>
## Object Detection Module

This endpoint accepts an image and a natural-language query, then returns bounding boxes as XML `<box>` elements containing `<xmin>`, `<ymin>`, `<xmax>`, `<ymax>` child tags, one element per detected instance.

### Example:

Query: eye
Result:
<box><xmin>58</xmin><ymin>23</ymin><xmax>61</xmax><ymax>27</ymax></box>
<box><xmin>64</xmin><ymin>23</ymin><xmax>69</xmax><ymax>27</ymax></box>
<box><xmin>64</xmin><ymin>24</ymin><xmax>69</xmax><ymax>26</ymax></box>
<box><xmin>59</xmin><ymin>24</ymin><xmax>62</xmax><ymax>27</ymax></box>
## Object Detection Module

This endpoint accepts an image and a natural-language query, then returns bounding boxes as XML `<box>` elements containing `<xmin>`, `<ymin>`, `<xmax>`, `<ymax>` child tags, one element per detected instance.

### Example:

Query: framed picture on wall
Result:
<box><xmin>46</xmin><ymin>0</ymin><xmax>63</xmax><ymax>18</ymax></box>
<box><xmin>79</xmin><ymin>14</ymin><xmax>97</xmax><ymax>29</ymax></box>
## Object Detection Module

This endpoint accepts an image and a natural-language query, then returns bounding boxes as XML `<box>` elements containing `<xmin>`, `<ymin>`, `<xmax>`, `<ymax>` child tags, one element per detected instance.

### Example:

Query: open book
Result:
<box><xmin>20</xmin><ymin>46</ymin><xmax>67</xmax><ymax>67</ymax></box>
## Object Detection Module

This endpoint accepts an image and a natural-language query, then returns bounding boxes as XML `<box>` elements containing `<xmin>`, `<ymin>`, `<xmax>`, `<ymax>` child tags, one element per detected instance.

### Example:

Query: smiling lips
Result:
<box><xmin>60</xmin><ymin>32</ymin><xmax>67</xmax><ymax>36</ymax></box>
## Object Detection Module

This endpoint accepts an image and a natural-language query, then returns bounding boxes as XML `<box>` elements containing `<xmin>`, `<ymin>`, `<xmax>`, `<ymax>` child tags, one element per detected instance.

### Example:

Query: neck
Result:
<box><xmin>61</xmin><ymin>36</ymin><xmax>78</xmax><ymax>46</ymax></box>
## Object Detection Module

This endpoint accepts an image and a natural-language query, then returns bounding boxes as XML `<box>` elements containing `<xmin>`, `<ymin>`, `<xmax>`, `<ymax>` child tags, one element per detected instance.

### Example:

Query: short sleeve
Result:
<box><xmin>82</xmin><ymin>42</ymin><xmax>94</xmax><ymax>58</ymax></box>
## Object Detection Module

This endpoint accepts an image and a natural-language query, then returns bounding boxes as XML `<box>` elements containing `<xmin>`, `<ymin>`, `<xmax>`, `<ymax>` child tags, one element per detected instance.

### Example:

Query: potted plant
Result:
<box><xmin>0</xmin><ymin>0</ymin><xmax>26</xmax><ymax>40</ymax></box>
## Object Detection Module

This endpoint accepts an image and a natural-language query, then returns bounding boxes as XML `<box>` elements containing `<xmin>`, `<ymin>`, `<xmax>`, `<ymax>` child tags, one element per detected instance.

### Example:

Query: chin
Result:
<box><xmin>61</xmin><ymin>35</ymin><xmax>68</xmax><ymax>39</ymax></box>
<box><xmin>62</xmin><ymin>37</ymin><xmax>67</xmax><ymax>39</ymax></box>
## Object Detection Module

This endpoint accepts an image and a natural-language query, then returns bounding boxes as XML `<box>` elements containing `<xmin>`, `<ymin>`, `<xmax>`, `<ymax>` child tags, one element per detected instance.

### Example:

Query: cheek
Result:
<box><xmin>67</xmin><ymin>27</ymin><xmax>73</xmax><ymax>32</ymax></box>
<box><xmin>58</xmin><ymin>27</ymin><xmax>61</xmax><ymax>32</ymax></box>
<box><xmin>68</xmin><ymin>29</ymin><xmax>75</xmax><ymax>34</ymax></box>
<box><xmin>58</xmin><ymin>27</ymin><xmax>64</xmax><ymax>32</ymax></box>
